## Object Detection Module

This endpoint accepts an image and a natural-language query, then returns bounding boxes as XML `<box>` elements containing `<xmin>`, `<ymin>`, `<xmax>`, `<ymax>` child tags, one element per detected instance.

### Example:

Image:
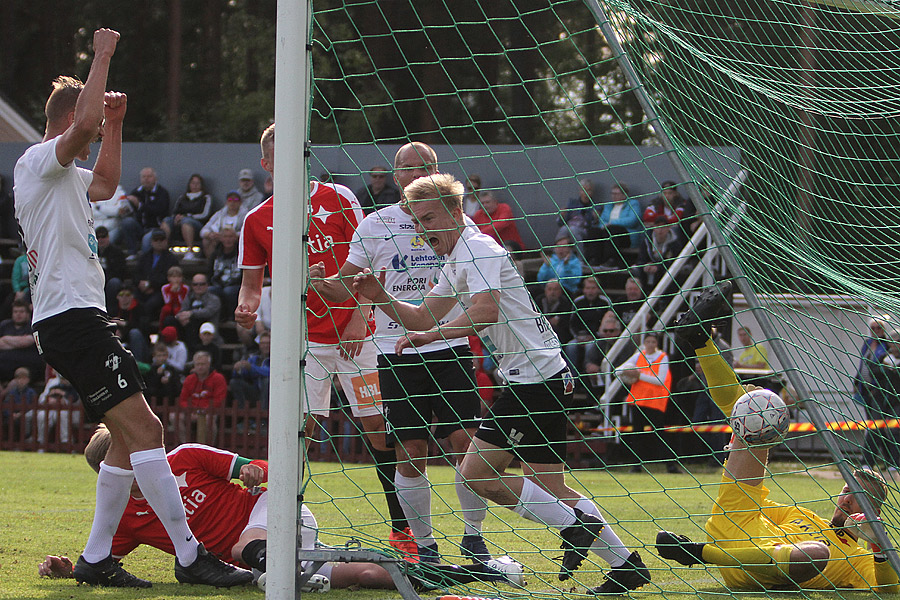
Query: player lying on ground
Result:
<box><xmin>38</xmin><ymin>426</ymin><xmax>524</xmax><ymax>592</ymax></box>
<box><xmin>349</xmin><ymin>173</ymin><xmax>650</xmax><ymax>595</ymax></box>
<box><xmin>655</xmin><ymin>281</ymin><xmax>899</xmax><ymax>591</ymax></box>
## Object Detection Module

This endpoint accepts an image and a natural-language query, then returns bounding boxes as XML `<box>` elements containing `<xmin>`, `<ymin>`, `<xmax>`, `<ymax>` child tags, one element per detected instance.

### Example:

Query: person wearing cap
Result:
<box><xmin>536</xmin><ymin>232</ymin><xmax>583</xmax><ymax>296</ymax></box>
<box><xmin>95</xmin><ymin>225</ymin><xmax>127</xmax><ymax>312</ymax></box>
<box><xmin>237</xmin><ymin>169</ymin><xmax>264</xmax><ymax>211</ymax></box>
<box><xmin>160</xmin><ymin>325</ymin><xmax>188</xmax><ymax>373</ymax></box>
<box><xmin>196</xmin><ymin>322</ymin><xmax>222</xmax><ymax>371</ymax></box>
<box><xmin>656</xmin><ymin>283</ymin><xmax>899</xmax><ymax>591</ymax></box>
<box><xmin>134</xmin><ymin>229</ymin><xmax>180</xmax><ymax>326</ymax></box>
<box><xmin>201</xmin><ymin>190</ymin><xmax>249</xmax><ymax>258</ymax></box>
<box><xmin>355</xmin><ymin>166</ymin><xmax>400</xmax><ymax>215</ymax></box>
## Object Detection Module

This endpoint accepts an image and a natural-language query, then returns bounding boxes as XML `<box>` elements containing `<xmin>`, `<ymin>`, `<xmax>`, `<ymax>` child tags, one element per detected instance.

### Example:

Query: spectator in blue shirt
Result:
<box><xmin>229</xmin><ymin>330</ymin><xmax>271</xmax><ymax>410</ymax></box>
<box><xmin>537</xmin><ymin>232</ymin><xmax>583</xmax><ymax>296</ymax></box>
<box><xmin>586</xmin><ymin>182</ymin><xmax>643</xmax><ymax>268</ymax></box>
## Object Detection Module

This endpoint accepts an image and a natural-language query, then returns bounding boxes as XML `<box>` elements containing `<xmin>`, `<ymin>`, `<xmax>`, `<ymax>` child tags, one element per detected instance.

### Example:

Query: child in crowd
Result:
<box><xmin>159</xmin><ymin>266</ymin><xmax>189</xmax><ymax>331</ymax></box>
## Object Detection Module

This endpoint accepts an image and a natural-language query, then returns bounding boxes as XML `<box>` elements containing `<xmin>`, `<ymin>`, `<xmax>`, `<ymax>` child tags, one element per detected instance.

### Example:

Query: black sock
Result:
<box><xmin>371</xmin><ymin>447</ymin><xmax>409</xmax><ymax>532</ymax></box>
<box><xmin>241</xmin><ymin>539</ymin><xmax>267</xmax><ymax>571</ymax></box>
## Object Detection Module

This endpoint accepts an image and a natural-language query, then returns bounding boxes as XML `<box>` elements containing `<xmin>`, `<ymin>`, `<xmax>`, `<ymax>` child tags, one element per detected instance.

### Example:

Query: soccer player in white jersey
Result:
<box><xmin>311</xmin><ymin>143</ymin><xmax>490</xmax><ymax>564</ymax></box>
<box><xmin>352</xmin><ymin>174</ymin><xmax>652</xmax><ymax>594</ymax></box>
<box><xmin>13</xmin><ymin>29</ymin><xmax>250</xmax><ymax>589</ymax></box>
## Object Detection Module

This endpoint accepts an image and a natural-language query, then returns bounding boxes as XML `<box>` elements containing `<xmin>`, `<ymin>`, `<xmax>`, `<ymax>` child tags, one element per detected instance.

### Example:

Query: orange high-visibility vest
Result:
<box><xmin>627</xmin><ymin>352</ymin><xmax>671</xmax><ymax>413</ymax></box>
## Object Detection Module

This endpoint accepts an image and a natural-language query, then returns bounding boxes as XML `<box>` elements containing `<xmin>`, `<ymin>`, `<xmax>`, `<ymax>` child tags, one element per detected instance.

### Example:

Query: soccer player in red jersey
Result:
<box><xmin>235</xmin><ymin>124</ymin><xmax>411</xmax><ymax>555</ymax></box>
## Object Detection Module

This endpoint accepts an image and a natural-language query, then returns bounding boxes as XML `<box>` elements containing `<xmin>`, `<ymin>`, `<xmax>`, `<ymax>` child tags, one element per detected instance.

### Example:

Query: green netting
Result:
<box><xmin>294</xmin><ymin>1</ymin><xmax>900</xmax><ymax>597</ymax></box>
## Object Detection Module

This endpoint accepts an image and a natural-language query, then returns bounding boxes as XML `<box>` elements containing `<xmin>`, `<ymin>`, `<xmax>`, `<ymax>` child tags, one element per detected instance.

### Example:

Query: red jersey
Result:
<box><xmin>178</xmin><ymin>370</ymin><xmax>227</xmax><ymax>409</ymax></box>
<box><xmin>111</xmin><ymin>445</ymin><xmax>263</xmax><ymax>564</ymax></box>
<box><xmin>238</xmin><ymin>183</ymin><xmax>372</xmax><ymax>344</ymax></box>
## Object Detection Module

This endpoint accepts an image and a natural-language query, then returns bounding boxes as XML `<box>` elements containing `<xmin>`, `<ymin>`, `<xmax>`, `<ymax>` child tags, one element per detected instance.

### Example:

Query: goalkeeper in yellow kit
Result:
<box><xmin>656</xmin><ymin>281</ymin><xmax>898</xmax><ymax>591</ymax></box>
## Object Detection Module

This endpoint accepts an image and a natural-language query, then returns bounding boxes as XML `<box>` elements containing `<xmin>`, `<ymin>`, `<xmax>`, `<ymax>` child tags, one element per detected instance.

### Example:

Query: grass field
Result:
<box><xmin>0</xmin><ymin>451</ymin><xmax>876</xmax><ymax>599</ymax></box>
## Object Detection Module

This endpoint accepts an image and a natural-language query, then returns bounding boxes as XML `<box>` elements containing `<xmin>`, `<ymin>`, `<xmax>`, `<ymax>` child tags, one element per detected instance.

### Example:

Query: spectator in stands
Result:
<box><xmin>109</xmin><ymin>287</ymin><xmax>149</xmax><ymax>363</ymax></box>
<box><xmin>558</xmin><ymin>178</ymin><xmax>599</xmax><ymax>245</ymax></box>
<box><xmin>633</xmin><ymin>217</ymin><xmax>681</xmax><ymax>289</ymax></box>
<box><xmin>463</xmin><ymin>174</ymin><xmax>483</xmax><ymax>218</ymax></box>
<box><xmin>177</xmin><ymin>274</ymin><xmax>221</xmax><ymax>351</ymax></box>
<box><xmin>145</xmin><ymin>342</ymin><xmax>181</xmax><ymax>401</ymax></box>
<box><xmin>0</xmin><ymin>173</ymin><xmax>16</xmax><ymax>239</ymax></box>
<box><xmin>207</xmin><ymin>227</ymin><xmax>241</xmax><ymax>319</ymax></box>
<box><xmin>613</xmin><ymin>277</ymin><xmax>645</xmax><ymax>333</ymax></box>
<box><xmin>616</xmin><ymin>331</ymin><xmax>679</xmax><ymax>474</ymax></box>
<box><xmin>536</xmin><ymin>279</ymin><xmax>573</xmax><ymax>345</ymax></box>
<box><xmin>564</xmin><ymin>275</ymin><xmax>611</xmax><ymax>375</ymax></box>
<box><xmin>855</xmin><ymin>317</ymin><xmax>893</xmax><ymax>469</ymax></box>
<box><xmin>0</xmin><ymin>300</ymin><xmax>44</xmax><ymax>381</ymax></box>
<box><xmin>124</xmin><ymin>167</ymin><xmax>171</xmax><ymax>255</ymax></box>
<box><xmin>230</xmin><ymin>330</ymin><xmax>271</xmax><ymax>410</ymax></box>
<box><xmin>585</xmin><ymin>310</ymin><xmax>626</xmax><ymax>393</ymax></box>
<box><xmin>537</xmin><ymin>232</ymin><xmax>583</xmax><ymax>297</ymax></box>
<box><xmin>159</xmin><ymin>265</ymin><xmax>189</xmax><ymax>331</ymax></box>
<box><xmin>177</xmin><ymin>350</ymin><xmax>227</xmax><ymax>444</ymax></box>
<box><xmin>200</xmin><ymin>191</ymin><xmax>248</xmax><ymax>258</ymax></box>
<box><xmin>95</xmin><ymin>226</ymin><xmax>127</xmax><ymax>312</ymax></box>
<box><xmin>6</xmin><ymin>249</ymin><xmax>31</xmax><ymax>315</ymax></box>
<box><xmin>732</xmin><ymin>326</ymin><xmax>771</xmax><ymax>370</ymax></box>
<box><xmin>160</xmin><ymin>326</ymin><xmax>188</xmax><ymax>373</ymax></box>
<box><xmin>33</xmin><ymin>380</ymin><xmax>80</xmax><ymax>446</ymax></box>
<box><xmin>163</xmin><ymin>174</ymin><xmax>213</xmax><ymax>258</ymax></box>
<box><xmin>643</xmin><ymin>181</ymin><xmax>695</xmax><ymax>246</ymax></box>
<box><xmin>1</xmin><ymin>366</ymin><xmax>36</xmax><ymax>438</ymax></box>
<box><xmin>92</xmin><ymin>184</ymin><xmax>131</xmax><ymax>251</ymax></box>
<box><xmin>585</xmin><ymin>183</ymin><xmax>643</xmax><ymax>268</ymax></box>
<box><xmin>237</xmin><ymin>169</ymin><xmax>264</xmax><ymax>211</ymax></box>
<box><xmin>196</xmin><ymin>322</ymin><xmax>222</xmax><ymax>371</ymax></box>
<box><xmin>135</xmin><ymin>229</ymin><xmax>180</xmax><ymax>327</ymax></box>
<box><xmin>472</xmin><ymin>191</ymin><xmax>525</xmax><ymax>252</ymax></box>
<box><xmin>356</xmin><ymin>166</ymin><xmax>400</xmax><ymax>214</ymax></box>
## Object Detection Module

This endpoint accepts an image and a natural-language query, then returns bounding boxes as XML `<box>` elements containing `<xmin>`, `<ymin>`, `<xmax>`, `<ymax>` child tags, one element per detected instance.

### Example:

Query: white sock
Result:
<box><xmin>512</xmin><ymin>479</ymin><xmax>577</xmax><ymax>529</ymax></box>
<box><xmin>455</xmin><ymin>469</ymin><xmax>487</xmax><ymax>536</ymax></box>
<box><xmin>575</xmin><ymin>497</ymin><xmax>631</xmax><ymax>566</ymax></box>
<box><xmin>395</xmin><ymin>472</ymin><xmax>435</xmax><ymax>547</ymax></box>
<box><xmin>130</xmin><ymin>448</ymin><xmax>199</xmax><ymax>566</ymax></box>
<box><xmin>81</xmin><ymin>463</ymin><xmax>135</xmax><ymax>563</ymax></box>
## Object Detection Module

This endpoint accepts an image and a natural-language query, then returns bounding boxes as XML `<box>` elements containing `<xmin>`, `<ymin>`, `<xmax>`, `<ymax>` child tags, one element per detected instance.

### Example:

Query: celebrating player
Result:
<box><xmin>310</xmin><ymin>143</ymin><xmax>489</xmax><ymax>564</ymax></box>
<box><xmin>351</xmin><ymin>173</ymin><xmax>650</xmax><ymax>594</ymax></box>
<box><xmin>14</xmin><ymin>28</ymin><xmax>248</xmax><ymax>589</ymax></box>
<box><xmin>655</xmin><ymin>282</ymin><xmax>899</xmax><ymax>591</ymax></box>
<box><xmin>234</xmin><ymin>123</ymin><xmax>405</xmax><ymax>552</ymax></box>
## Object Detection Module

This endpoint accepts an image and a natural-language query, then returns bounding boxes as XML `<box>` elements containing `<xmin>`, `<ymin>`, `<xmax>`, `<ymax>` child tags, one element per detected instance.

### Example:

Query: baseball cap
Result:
<box><xmin>160</xmin><ymin>326</ymin><xmax>178</xmax><ymax>343</ymax></box>
<box><xmin>226</xmin><ymin>190</ymin><xmax>242</xmax><ymax>201</ymax></box>
<box><xmin>239</xmin><ymin>169</ymin><xmax>254</xmax><ymax>181</ymax></box>
<box><xmin>199</xmin><ymin>322</ymin><xmax>216</xmax><ymax>335</ymax></box>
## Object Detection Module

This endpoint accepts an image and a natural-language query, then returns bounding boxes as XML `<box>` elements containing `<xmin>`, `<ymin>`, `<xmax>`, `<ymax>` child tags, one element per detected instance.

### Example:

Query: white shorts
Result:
<box><xmin>304</xmin><ymin>339</ymin><xmax>382</xmax><ymax>418</ymax></box>
<box><xmin>240</xmin><ymin>490</ymin><xmax>268</xmax><ymax>536</ymax></box>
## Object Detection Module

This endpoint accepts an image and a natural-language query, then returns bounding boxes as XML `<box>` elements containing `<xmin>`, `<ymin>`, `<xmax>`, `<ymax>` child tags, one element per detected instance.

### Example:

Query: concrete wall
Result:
<box><xmin>1</xmin><ymin>142</ymin><xmax>742</xmax><ymax>248</ymax></box>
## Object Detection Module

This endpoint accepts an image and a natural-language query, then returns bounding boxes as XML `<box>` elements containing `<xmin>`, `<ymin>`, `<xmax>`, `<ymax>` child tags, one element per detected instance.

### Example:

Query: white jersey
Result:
<box><xmin>14</xmin><ymin>137</ymin><xmax>106</xmax><ymax>323</ymax></box>
<box><xmin>432</xmin><ymin>227</ymin><xmax>566</xmax><ymax>383</ymax></box>
<box><xmin>346</xmin><ymin>203</ymin><xmax>468</xmax><ymax>356</ymax></box>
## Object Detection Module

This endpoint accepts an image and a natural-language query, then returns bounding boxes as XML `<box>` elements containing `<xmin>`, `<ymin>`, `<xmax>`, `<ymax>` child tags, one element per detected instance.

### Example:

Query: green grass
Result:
<box><xmin>0</xmin><ymin>451</ymin><xmax>879</xmax><ymax>599</ymax></box>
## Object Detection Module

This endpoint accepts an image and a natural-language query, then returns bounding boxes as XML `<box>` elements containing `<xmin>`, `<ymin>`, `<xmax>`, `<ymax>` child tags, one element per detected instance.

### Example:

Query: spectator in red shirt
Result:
<box><xmin>159</xmin><ymin>265</ymin><xmax>189</xmax><ymax>331</ymax></box>
<box><xmin>472</xmin><ymin>191</ymin><xmax>525</xmax><ymax>252</ymax></box>
<box><xmin>177</xmin><ymin>351</ymin><xmax>226</xmax><ymax>445</ymax></box>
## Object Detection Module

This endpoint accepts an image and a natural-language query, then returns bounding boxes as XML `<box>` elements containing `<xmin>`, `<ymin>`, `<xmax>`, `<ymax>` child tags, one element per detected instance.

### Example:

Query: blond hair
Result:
<box><xmin>403</xmin><ymin>173</ymin><xmax>464</xmax><ymax>214</ymax></box>
<box><xmin>45</xmin><ymin>76</ymin><xmax>83</xmax><ymax>124</ymax></box>
<box><xmin>84</xmin><ymin>425</ymin><xmax>112</xmax><ymax>473</ymax></box>
<box><xmin>260</xmin><ymin>123</ymin><xmax>275</xmax><ymax>161</ymax></box>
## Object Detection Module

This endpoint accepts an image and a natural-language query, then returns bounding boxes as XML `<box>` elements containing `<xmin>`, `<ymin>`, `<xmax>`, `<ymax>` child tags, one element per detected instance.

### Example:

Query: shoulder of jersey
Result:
<box><xmin>244</xmin><ymin>198</ymin><xmax>273</xmax><ymax>220</ymax></box>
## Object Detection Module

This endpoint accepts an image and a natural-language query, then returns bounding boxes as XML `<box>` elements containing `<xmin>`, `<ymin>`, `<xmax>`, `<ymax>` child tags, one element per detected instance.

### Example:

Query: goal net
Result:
<box><xmin>286</xmin><ymin>0</ymin><xmax>900</xmax><ymax>596</ymax></box>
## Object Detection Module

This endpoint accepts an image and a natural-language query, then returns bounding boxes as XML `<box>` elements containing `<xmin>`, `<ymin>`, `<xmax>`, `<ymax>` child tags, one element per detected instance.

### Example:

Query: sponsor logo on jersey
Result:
<box><xmin>411</xmin><ymin>235</ymin><xmax>426</xmax><ymax>248</ymax></box>
<box><xmin>562</xmin><ymin>369</ymin><xmax>575</xmax><ymax>395</ymax></box>
<box><xmin>391</xmin><ymin>254</ymin><xmax>408</xmax><ymax>272</ymax></box>
<box><xmin>508</xmin><ymin>428</ymin><xmax>525</xmax><ymax>448</ymax></box>
<box><xmin>399</xmin><ymin>223</ymin><xmax>414</xmax><ymax>230</ymax></box>
<box><xmin>106</xmin><ymin>353</ymin><xmax>121</xmax><ymax>371</ymax></box>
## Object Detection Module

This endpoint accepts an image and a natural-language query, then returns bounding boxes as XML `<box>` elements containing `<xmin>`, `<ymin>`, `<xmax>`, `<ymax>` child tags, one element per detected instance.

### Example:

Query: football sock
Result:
<box><xmin>455</xmin><ymin>468</ymin><xmax>487</xmax><ymax>536</ymax></box>
<box><xmin>574</xmin><ymin>496</ymin><xmax>631</xmax><ymax>566</ymax></box>
<box><xmin>696</xmin><ymin>339</ymin><xmax>745</xmax><ymax>416</ymax></box>
<box><xmin>512</xmin><ymin>479</ymin><xmax>577</xmax><ymax>529</ymax></box>
<box><xmin>81</xmin><ymin>462</ymin><xmax>135</xmax><ymax>563</ymax></box>
<box><xmin>702</xmin><ymin>544</ymin><xmax>792</xmax><ymax>579</ymax></box>
<box><xmin>241</xmin><ymin>539</ymin><xmax>267</xmax><ymax>572</ymax></box>
<box><xmin>130</xmin><ymin>448</ymin><xmax>199</xmax><ymax>566</ymax></box>
<box><xmin>371</xmin><ymin>447</ymin><xmax>409</xmax><ymax>532</ymax></box>
<box><xmin>395</xmin><ymin>472</ymin><xmax>435</xmax><ymax>547</ymax></box>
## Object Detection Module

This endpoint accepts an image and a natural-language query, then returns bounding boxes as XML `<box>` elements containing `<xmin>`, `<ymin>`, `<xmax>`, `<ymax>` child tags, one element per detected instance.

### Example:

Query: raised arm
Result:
<box><xmin>55</xmin><ymin>29</ymin><xmax>119</xmax><ymax>168</ymax></box>
<box><xmin>88</xmin><ymin>92</ymin><xmax>126</xmax><ymax>201</ymax></box>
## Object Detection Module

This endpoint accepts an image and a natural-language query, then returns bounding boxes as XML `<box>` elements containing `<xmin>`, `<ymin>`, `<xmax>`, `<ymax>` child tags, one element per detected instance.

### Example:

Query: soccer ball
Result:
<box><xmin>728</xmin><ymin>388</ymin><xmax>790</xmax><ymax>446</ymax></box>
<box><xmin>486</xmin><ymin>555</ymin><xmax>525</xmax><ymax>587</ymax></box>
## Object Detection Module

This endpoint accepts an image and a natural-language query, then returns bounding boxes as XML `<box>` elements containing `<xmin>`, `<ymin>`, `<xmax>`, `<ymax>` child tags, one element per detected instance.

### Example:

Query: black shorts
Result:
<box><xmin>33</xmin><ymin>308</ymin><xmax>146</xmax><ymax>423</ymax></box>
<box><xmin>378</xmin><ymin>347</ymin><xmax>480</xmax><ymax>442</ymax></box>
<box><xmin>475</xmin><ymin>367</ymin><xmax>574</xmax><ymax>464</ymax></box>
